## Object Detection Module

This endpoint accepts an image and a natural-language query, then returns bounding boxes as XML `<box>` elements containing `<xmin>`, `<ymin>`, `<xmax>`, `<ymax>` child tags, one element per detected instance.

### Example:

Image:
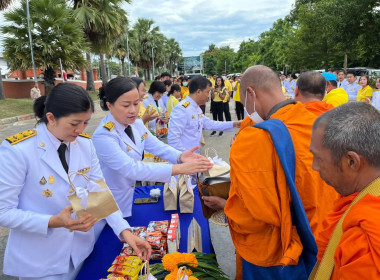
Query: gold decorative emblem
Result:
<box><xmin>200</xmin><ymin>114</ymin><xmax>204</xmax><ymax>118</ymax></box>
<box><xmin>182</xmin><ymin>101</ymin><xmax>190</xmax><ymax>108</ymax></box>
<box><xmin>6</xmin><ymin>129</ymin><xmax>37</xmax><ymax>145</ymax></box>
<box><xmin>79</xmin><ymin>132</ymin><xmax>91</xmax><ymax>139</ymax></box>
<box><xmin>127</xmin><ymin>145</ymin><xmax>132</xmax><ymax>151</ymax></box>
<box><xmin>39</xmin><ymin>142</ymin><xmax>45</xmax><ymax>147</ymax></box>
<box><xmin>42</xmin><ymin>189</ymin><xmax>53</xmax><ymax>198</ymax></box>
<box><xmin>39</xmin><ymin>176</ymin><xmax>47</xmax><ymax>185</ymax></box>
<box><xmin>103</xmin><ymin>121</ymin><xmax>116</xmax><ymax>131</ymax></box>
<box><xmin>68</xmin><ymin>189</ymin><xmax>75</xmax><ymax>194</ymax></box>
<box><xmin>78</xmin><ymin>167</ymin><xmax>90</xmax><ymax>174</ymax></box>
<box><xmin>73</xmin><ymin>141</ymin><xmax>78</xmax><ymax>145</ymax></box>
<box><xmin>192</xmin><ymin>115</ymin><xmax>196</xmax><ymax>119</ymax></box>
<box><xmin>48</xmin><ymin>175</ymin><xmax>55</xmax><ymax>184</ymax></box>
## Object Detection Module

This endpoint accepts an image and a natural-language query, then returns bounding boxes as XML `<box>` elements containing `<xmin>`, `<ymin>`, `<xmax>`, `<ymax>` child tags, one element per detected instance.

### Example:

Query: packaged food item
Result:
<box><xmin>147</xmin><ymin>220</ymin><xmax>169</xmax><ymax>235</ymax></box>
<box><xmin>167</xmin><ymin>214</ymin><xmax>181</xmax><ymax>253</ymax></box>
<box><xmin>112</xmin><ymin>256</ymin><xmax>142</xmax><ymax>267</ymax></box>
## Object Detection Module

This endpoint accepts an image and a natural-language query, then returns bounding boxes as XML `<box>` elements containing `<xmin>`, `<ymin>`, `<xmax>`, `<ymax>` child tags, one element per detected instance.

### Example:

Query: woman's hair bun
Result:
<box><xmin>33</xmin><ymin>96</ymin><xmax>47</xmax><ymax>119</ymax></box>
<box><xmin>98</xmin><ymin>86</ymin><xmax>109</xmax><ymax>111</ymax></box>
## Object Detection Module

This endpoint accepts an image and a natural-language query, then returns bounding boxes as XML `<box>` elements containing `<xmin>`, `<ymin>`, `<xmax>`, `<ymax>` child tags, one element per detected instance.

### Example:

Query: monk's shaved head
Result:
<box><xmin>241</xmin><ymin>65</ymin><xmax>282</xmax><ymax>94</ymax></box>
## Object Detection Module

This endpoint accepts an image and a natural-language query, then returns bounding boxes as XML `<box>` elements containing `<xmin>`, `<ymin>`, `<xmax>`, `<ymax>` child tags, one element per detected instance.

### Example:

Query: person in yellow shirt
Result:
<box><xmin>166</xmin><ymin>84</ymin><xmax>181</xmax><ymax>117</ymax></box>
<box><xmin>179</xmin><ymin>77</ymin><xmax>190</xmax><ymax>99</ymax></box>
<box><xmin>209</xmin><ymin>74</ymin><xmax>216</xmax><ymax>88</ymax></box>
<box><xmin>233</xmin><ymin>74</ymin><xmax>244</xmax><ymax>120</ymax></box>
<box><xmin>221</xmin><ymin>72</ymin><xmax>232</xmax><ymax>122</ymax></box>
<box><xmin>131</xmin><ymin>77</ymin><xmax>158</xmax><ymax>125</ymax></box>
<box><xmin>210</xmin><ymin>76</ymin><xmax>227</xmax><ymax>137</ymax></box>
<box><xmin>321</xmin><ymin>72</ymin><xmax>349</xmax><ymax>107</ymax></box>
<box><xmin>357</xmin><ymin>75</ymin><xmax>373</xmax><ymax>102</ymax></box>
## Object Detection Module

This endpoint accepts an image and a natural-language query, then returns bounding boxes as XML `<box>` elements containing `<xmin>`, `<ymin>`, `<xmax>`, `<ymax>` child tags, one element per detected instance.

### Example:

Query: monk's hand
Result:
<box><xmin>48</xmin><ymin>205</ymin><xmax>97</xmax><ymax>232</ymax></box>
<box><xmin>180</xmin><ymin>147</ymin><xmax>204</xmax><ymax>162</ymax></box>
<box><xmin>202</xmin><ymin>196</ymin><xmax>226</xmax><ymax>210</ymax></box>
<box><xmin>233</xmin><ymin>120</ymin><xmax>243</xmax><ymax>128</ymax></box>
<box><xmin>121</xmin><ymin>229</ymin><xmax>152</xmax><ymax>261</ymax></box>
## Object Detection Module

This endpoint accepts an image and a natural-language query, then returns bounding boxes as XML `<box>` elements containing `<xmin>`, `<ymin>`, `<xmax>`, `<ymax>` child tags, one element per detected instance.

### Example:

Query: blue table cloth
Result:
<box><xmin>76</xmin><ymin>185</ymin><xmax>213</xmax><ymax>280</ymax></box>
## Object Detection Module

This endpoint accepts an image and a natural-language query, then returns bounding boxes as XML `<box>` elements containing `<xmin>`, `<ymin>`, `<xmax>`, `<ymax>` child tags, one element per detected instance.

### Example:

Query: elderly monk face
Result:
<box><xmin>310</xmin><ymin>126</ymin><xmax>353</xmax><ymax>196</ymax></box>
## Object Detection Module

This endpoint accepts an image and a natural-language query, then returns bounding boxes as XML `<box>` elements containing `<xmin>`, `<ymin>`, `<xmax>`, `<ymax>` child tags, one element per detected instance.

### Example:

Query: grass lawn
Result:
<box><xmin>0</xmin><ymin>98</ymin><xmax>34</xmax><ymax>119</ymax></box>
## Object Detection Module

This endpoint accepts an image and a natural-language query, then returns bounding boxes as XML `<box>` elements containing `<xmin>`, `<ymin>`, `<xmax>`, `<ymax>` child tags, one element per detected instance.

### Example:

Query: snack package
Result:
<box><xmin>112</xmin><ymin>256</ymin><xmax>142</xmax><ymax>268</ymax></box>
<box><xmin>147</xmin><ymin>221</ymin><xmax>169</xmax><ymax>235</ymax></box>
<box><xmin>167</xmin><ymin>214</ymin><xmax>181</xmax><ymax>253</ymax></box>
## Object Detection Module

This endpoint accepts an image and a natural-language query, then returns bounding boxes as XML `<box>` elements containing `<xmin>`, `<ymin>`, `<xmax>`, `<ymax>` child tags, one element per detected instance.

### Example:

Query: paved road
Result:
<box><xmin>0</xmin><ymin>101</ymin><xmax>239</xmax><ymax>280</ymax></box>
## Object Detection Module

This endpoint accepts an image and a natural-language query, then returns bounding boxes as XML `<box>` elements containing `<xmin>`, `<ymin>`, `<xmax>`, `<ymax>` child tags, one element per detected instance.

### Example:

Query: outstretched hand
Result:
<box><xmin>181</xmin><ymin>146</ymin><xmax>204</xmax><ymax>162</ymax></box>
<box><xmin>121</xmin><ymin>229</ymin><xmax>152</xmax><ymax>261</ymax></box>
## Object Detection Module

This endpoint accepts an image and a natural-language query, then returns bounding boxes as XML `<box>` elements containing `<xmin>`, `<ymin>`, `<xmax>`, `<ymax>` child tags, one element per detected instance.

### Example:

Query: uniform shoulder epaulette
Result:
<box><xmin>5</xmin><ymin>129</ymin><xmax>37</xmax><ymax>145</ymax></box>
<box><xmin>103</xmin><ymin>121</ymin><xmax>115</xmax><ymax>131</ymax></box>
<box><xmin>79</xmin><ymin>132</ymin><xmax>91</xmax><ymax>139</ymax></box>
<box><xmin>182</xmin><ymin>101</ymin><xmax>190</xmax><ymax>108</ymax></box>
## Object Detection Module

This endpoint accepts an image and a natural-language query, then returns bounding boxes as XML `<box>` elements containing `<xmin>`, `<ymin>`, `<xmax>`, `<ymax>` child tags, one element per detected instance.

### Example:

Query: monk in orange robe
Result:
<box><xmin>224</xmin><ymin>65</ymin><xmax>339</xmax><ymax>278</ymax></box>
<box><xmin>310</xmin><ymin>102</ymin><xmax>380</xmax><ymax>279</ymax></box>
<box><xmin>294</xmin><ymin>71</ymin><xmax>334</xmax><ymax>116</ymax></box>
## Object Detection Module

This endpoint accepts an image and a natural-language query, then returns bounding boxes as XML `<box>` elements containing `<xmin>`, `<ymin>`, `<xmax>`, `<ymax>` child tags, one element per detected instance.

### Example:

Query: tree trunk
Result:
<box><xmin>121</xmin><ymin>57</ymin><xmax>126</xmax><ymax>77</ymax></box>
<box><xmin>344</xmin><ymin>52</ymin><xmax>348</xmax><ymax>72</ymax></box>
<box><xmin>0</xmin><ymin>69</ymin><xmax>5</xmax><ymax>100</ymax></box>
<box><xmin>99</xmin><ymin>53</ymin><xmax>108</xmax><ymax>82</ymax></box>
<box><xmin>169</xmin><ymin>61</ymin><xmax>173</xmax><ymax>76</ymax></box>
<box><xmin>86</xmin><ymin>52</ymin><xmax>95</xmax><ymax>91</ymax></box>
<box><xmin>44</xmin><ymin>66</ymin><xmax>56</xmax><ymax>95</ymax></box>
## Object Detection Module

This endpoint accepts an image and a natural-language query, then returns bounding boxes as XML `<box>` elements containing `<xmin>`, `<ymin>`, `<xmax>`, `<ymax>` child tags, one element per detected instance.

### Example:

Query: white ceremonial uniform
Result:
<box><xmin>372</xmin><ymin>90</ymin><xmax>380</xmax><ymax>110</ymax></box>
<box><xmin>92</xmin><ymin>113</ymin><xmax>181</xmax><ymax>218</ymax></box>
<box><xmin>337</xmin><ymin>79</ymin><xmax>349</xmax><ymax>89</ymax></box>
<box><xmin>142</xmin><ymin>94</ymin><xmax>166</xmax><ymax>132</ymax></box>
<box><xmin>168</xmin><ymin>95</ymin><xmax>234</xmax><ymax>154</ymax></box>
<box><xmin>286</xmin><ymin>79</ymin><xmax>297</xmax><ymax>99</ymax></box>
<box><xmin>344</xmin><ymin>82</ymin><xmax>362</xmax><ymax>101</ymax></box>
<box><xmin>0</xmin><ymin>123</ymin><xmax>130</xmax><ymax>279</ymax></box>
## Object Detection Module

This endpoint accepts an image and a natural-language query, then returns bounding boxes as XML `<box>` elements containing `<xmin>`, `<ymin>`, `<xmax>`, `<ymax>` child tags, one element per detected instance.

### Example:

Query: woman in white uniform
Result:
<box><xmin>93</xmin><ymin>77</ymin><xmax>212</xmax><ymax>218</ymax></box>
<box><xmin>142</xmin><ymin>80</ymin><xmax>167</xmax><ymax>132</ymax></box>
<box><xmin>0</xmin><ymin>84</ymin><xmax>150</xmax><ymax>280</ymax></box>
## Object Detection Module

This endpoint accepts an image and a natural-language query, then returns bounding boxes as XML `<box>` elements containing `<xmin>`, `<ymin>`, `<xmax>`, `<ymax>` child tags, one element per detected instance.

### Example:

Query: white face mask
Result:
<box><xmin>244</xmin><ymin>90</ymin><xmax>264</xmax><ymax>123</ymax></box>
<box><xmin>222</xmin><ymin>76</ymin><xmax>226</xmax><ymax>80</ymax></box>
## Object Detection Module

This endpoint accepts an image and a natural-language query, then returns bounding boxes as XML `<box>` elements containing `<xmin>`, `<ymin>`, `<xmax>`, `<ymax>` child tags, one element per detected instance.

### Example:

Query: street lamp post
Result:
<box><xmin>26</xmin><ymin>0</ymin><xmax>38</xmax><ymax>83</ymax></box>
<box><xmin>152</xmin><ymin>47</ymin><xmax>155</xmax><ymax>80</ymax></box>
<box><xmin>126</xmin><ymin>32</ymin><xmax>131</xmax><ymax>77</ymax></box>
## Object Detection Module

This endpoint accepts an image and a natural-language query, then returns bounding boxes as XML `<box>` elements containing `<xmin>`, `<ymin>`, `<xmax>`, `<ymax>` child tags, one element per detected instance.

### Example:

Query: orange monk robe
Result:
<box><xmin>317</xmin><ymin>193</ymin><xmax>380</xmax><ymax>279</ymax></box>
<box><xmin>225</xmin><ymin>103</ymin><xmax>339</xmax><ymax>267</ymax></box>
<box><xmin>303</xmin><ymin>101</ymin><xmax>335</xmax><ymax>116</ymax></box>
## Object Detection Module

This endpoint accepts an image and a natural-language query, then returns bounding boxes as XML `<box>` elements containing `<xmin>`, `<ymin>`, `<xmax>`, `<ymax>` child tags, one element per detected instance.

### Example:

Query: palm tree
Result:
<box><xmin>0</xmin><ymin>0</ymin><xmax>13</xmax><ymax>10</ymax></box>
<box><xmin>1</xmin><ymin>0</ymin><xmax>87</xmax><ymax>94</ymax></box>
<box><xmin>129</xmin><ymin>18</ymin><xmax>163</xmax><ymax>80</ymax></box>
<box><xmin>165</xmin><ymin>38</ymin><xmax>182</xmax><ymax>75</ymax></box>
<box><xmin>74</xmin><ymin>0</ymin><xmax>129</xmax><ymax>84</ymax></box>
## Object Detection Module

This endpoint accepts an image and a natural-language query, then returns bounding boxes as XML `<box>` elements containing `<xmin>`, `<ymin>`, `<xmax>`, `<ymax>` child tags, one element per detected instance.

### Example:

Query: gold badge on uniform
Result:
<box><xmin>48</xmin><ymin>175</ymin><xmax>55</xmax><ymax>184</ymax></box>
<box><xmin>68</xmin><ymin>189</ymin><xmax>74</xmax><ymax>194</ymax></box>
<box><xmin>192</xmin><ymin>115</ymin><xmax>196</xmax><ymax>119</ymax></box>
<box><xmin>78</xmin><ymin>167</ymin><xmax>90</xmax><ymax>174</ymax></box>
<box><xmin>39</xmin><ymin>176</ymin><xmax>47</xmax><ymax>185</ymax></box>
<box><xmin>200</xmin><ymin>114</ymin><xmax>204</xmax><ymax>118</ymax></box>
<box><xmin>127</xmin><ymin>145</ymin><xmax>132</xmax><ymax>151</ymax></box>
<box><xmin>42</xmin><ymin>189</ymin><xmax>53</xmax><ymax>198</ymax></box>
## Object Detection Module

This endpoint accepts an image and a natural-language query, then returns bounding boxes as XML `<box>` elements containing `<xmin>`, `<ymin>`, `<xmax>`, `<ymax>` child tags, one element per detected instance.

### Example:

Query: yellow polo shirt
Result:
<box><xmin>357</xmin><ymin>85</ymin><xmax>373</xmax><ymax>102</ymax></box>
<box><xmin>323</xmin><ymin>88</ymin><xmax>349</xmax><ymax>107</ymax></box>
<box><xmin>166</xmin><ymin>95</ymin><xmax>179</xmax><ymax>116</ymax></box>
<box><xmin>181</xmin><ymin>86</ymin><xmax>189</xmax><ymax>99</ymax></box>
<box><xmin>233</xmin><ymin>82</ymin><xmax>241</xmax><ymax>102</ymax></box>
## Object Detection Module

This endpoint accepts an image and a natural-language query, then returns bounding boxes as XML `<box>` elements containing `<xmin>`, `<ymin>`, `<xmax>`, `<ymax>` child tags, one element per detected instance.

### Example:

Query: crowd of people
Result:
<box><xmin>0</xmin><ymin>64</ymin><xmax>380</xmax><ymax>280</ymax></box>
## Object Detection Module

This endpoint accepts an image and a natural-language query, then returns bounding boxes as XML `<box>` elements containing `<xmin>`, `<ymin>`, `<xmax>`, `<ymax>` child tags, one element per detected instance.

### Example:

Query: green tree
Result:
<box><xmin>0</xmin><ymin>0</ymin><xmax>13</xmax><ymax>10</ymax></box>
<box><xmin>165</xmin><ymin>38</ymin><xmax>182</xmax><ymax>75</ymax></box>
<box><xmin>129</xmin><ymin>18</ymin><xmax>163</xmax><ymax>80</ymax></box>
<box><xmin>74</xmin><ymin>0</ymin><xmax>129</xmax><ymax>83</ymax></box>
<box><xmin>215</xmin><ymin>46</ymin><xmax>236</xmax><ymax>74</ymax></box>
<box><xmin>2</xmin><ymin>0</ymin><xmax>87</xmax><ymax>93</ymax></box>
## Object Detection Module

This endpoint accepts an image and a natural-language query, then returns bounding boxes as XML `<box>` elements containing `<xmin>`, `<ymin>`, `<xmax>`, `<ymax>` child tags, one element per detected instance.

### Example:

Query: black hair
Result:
<box><xmin>161</xmin><ymin>72</ymin><xmax>171</xmax><ymax>79</ymax></box>
<box><xmin>34</xmin><ymin>83</ymin><xmax>94</xmax><ymax>124</ymax></box>
<box><xmin>154</xmin><ymin>75</ymin><xmax>161</xmax><ymax>81</ymax></box>
<box><xmin>163</xmin><ymin>80</ymin><xmax>172</xmax><ymax>87</ymax></box>
<box><xmin>328</xmin><ymin>80</ymin><xmax>338</xmax><ymax>87</ymax></box>
<box><xmin>291</xmin><ymin>73</ymin><xmax>297</xmax><ymax>79</ymax></box>
<box><xmin>148</xmin><ymin>81</ymin><xmax>166</xmax><ymax>94</ymax></box>
<box><xmin>168</xmin><ymin>84</ymin><xmax>181</xmax><ymax>96</ymax></box>
<box><xmin>131</xmin><ymin>77</ymin><xmax>144</xmax><ymax>89</ymax></box>
<box><xmin>297</xmin><ymin>71</ymin><xmax>326</xmax><ymax>97</ymax></box>
<box><xmin>214</xmin><ymin>76</ymin><xmax>225</xmax><ymax>89</ymax></box>
<box><xmin>221</xmin><ymin>72</ymin><xmax>226</xmax><ymax>75</ymax></box>
<box><xmin>179</xmin><ymin>72</ymin><xmax>184</xmax><ymax>76</ymax></box>
<box><xmin>189</xmin><ymin>76</ymin><xmax>212</xmax><ymax>94</ymax></box>
<box><xmin>98</xmin><ymin>76</ymin><xmax>137</xmax><ymax>111</ymax></box>
<box><xmin>177</xmin><ymin>77</ymin><xmax>184</xmax><ymax>86</ymax></box>
<box><xmin>347</xmin><ymin>70</ymin><xmax>357</xmax><ymax>77</ymax></box>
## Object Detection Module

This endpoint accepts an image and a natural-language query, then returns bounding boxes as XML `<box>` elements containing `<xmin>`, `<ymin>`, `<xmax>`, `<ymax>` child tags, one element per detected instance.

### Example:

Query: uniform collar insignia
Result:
<box><xmin>103</xmin><ymin>121</ymin><xmax>116</xmax><ymax>131</ymax></box>
<box><xmin>6</xmin><ymin>129</ymin><xmax>37</xmax><ymax>145</ymax></box>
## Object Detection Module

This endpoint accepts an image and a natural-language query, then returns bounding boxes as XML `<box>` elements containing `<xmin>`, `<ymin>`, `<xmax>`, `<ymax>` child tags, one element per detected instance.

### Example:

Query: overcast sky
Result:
<box><xmin>1</xmin><ymin>0</ymin><xmax>294</xmax><ymax>57</ymax></box>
